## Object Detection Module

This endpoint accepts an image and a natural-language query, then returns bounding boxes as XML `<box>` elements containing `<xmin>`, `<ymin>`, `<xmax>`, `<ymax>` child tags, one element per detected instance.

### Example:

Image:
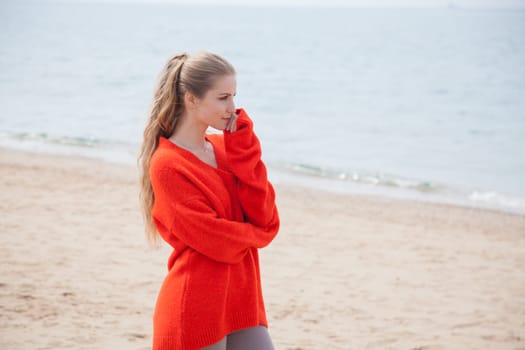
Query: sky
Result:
<box><xmin>51</xmin><ymin>0</ymin><xmax>525</xmax><ymax>8</ymax></box>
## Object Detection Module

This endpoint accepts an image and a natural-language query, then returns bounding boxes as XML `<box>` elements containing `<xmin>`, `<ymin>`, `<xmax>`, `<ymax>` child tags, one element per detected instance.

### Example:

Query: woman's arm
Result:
<box><xmin>151</xmin><ymin>167</ymin><xmax>278</xmax><ymax>264</ymax></box>
<box><xmin>224</xmin><ymin>108</ymin><xmax>280</xmax><ymax>229</ymax></box>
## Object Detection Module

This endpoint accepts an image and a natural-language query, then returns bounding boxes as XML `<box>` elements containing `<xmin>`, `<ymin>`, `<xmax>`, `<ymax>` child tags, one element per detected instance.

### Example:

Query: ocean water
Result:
<box><xmin>1</xmin><ymin>1</ymin><xmax>524</xmax><ymax>213</ymax></box>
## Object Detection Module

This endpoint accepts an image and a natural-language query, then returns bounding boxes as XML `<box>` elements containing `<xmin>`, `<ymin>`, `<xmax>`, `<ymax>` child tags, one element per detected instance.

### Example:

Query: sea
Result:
<box><xmin>1</xmin><ymin>1</ymin><xmax>524</xmax><ymax>214</ymax></box>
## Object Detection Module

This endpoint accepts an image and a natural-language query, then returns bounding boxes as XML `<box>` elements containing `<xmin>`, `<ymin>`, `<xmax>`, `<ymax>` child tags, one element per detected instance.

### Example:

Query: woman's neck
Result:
<box><xmin>169</xmin><ymin>113</ymin><xmax>208</xmax><ymax>150</ymax></box>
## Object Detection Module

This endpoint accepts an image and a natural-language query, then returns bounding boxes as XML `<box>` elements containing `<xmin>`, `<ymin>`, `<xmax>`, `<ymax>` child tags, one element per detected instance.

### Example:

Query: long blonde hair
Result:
<box><xmin>138</xmin><ymin>51</ymin><xmax>236</xmax><ymax>242</ymax></box>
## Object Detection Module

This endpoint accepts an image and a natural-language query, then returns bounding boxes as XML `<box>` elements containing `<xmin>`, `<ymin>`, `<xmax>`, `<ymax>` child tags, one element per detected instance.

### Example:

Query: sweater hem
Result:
<box><xmin>153</xmin><ymin>315</ymin><xmax>268</xmax><ymax>350</ymax></box>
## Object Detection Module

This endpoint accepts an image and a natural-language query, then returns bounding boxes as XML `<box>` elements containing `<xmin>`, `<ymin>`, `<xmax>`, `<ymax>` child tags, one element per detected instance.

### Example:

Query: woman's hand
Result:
<box><xmin>225</xmin><ymin>111</ymin><xmax>239</xmax><ymax>133</ymax></box>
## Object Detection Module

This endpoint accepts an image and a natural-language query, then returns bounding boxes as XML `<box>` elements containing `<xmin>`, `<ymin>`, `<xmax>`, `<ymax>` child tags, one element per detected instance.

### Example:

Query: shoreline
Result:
<box><xmin>2</xmin><ymin>145</ymin><xmax>523</xmax><ymax>218</ymax></box>
<box><xmin>1</xmin><ymin>138</ymin><xmax>523</xmax><ymax>216</ymax></box>
<box><xmin>1</xmin><ymin>147</ymin><xmax>524</xmax><ymax>350</ymax></box>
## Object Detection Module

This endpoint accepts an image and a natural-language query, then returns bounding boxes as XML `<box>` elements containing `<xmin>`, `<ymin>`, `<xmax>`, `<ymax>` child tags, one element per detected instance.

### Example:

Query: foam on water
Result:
<box><xmin>0</xmin><ymin>131</ymin><xmax>139</xmax><ymax>165</ymax></box>
<box><xmin>1</xmin><ymin>130</ymin><xmax>523</xmax><ymax>215</ymax></box>
<box><xmin>272</xmin><ymin>161</ymin><xmax>525</xmax><ymax>215</ymax></box>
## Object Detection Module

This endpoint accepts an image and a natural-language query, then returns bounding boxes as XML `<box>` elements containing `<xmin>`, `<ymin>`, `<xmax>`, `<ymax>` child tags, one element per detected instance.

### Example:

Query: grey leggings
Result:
<box><xmin>201</xmin><ymin>326</ymin><xmax>275</xmax><ymax>350</ymax></box>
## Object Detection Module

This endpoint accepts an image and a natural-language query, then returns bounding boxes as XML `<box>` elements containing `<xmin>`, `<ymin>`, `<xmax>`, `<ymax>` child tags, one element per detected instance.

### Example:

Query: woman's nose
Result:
<box><xmin>227</xmin><ymin>100</ymin><xmax>235</xmax><ymax>114</ymax></box>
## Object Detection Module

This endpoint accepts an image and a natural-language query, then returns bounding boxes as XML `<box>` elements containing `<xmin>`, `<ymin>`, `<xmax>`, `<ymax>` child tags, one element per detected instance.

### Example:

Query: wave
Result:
<box><xmin>468</xmin><ymin>190</ymin><xmax>524</xmax><ymax>210</ymax></box>
<box><xmin>0</xmin><ymin>130</ymin><xmax>138</xmax><ymax>165</ymax></box>
<box><xmin>1</xmin><ymin>131</ymin><xmax>117</xmax><ymax>148</ymax></box>
<box><xmin>275</xmin><ymin>162</ymin><xmax>525</xmax><ymax>215</ymax></box>
<box><xmin>1</xmin><ymin>130</ymin><xmax>523</xmax><ymax>215</ymax></box>
<box><xmin>281</xmin><ymin>162</ymin><xmax>440</xmax><ymax>193</ymax></box>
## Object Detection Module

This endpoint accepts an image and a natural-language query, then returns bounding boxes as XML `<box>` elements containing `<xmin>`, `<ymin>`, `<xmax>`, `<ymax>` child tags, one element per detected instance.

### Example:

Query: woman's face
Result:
<box><xmin>192</xmin><ymin>74</ymin><xmax>237</xmax><ymax>131</ymax></box>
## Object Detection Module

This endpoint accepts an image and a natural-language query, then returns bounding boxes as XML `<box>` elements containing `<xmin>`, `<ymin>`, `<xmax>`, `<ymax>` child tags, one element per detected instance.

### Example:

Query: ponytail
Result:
<box><xmin>138</xmin><ymin>53</ymin><xmax>188</xmax><ymax>243</ymax></box>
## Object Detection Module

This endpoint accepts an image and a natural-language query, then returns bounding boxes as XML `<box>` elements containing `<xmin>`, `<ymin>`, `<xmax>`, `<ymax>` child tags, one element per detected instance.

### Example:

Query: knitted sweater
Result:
<box><xmin>149</xmin><ymin>108</ymin><xmax>280</xmax><ymax>350</ymax></box>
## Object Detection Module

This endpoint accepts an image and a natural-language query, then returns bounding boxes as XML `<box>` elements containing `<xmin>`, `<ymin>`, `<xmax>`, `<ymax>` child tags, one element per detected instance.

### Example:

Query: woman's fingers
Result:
<box><xmin>227</xmin><ymin>113</ymin><xmax>238</xmax><ymax>132</ymax></box>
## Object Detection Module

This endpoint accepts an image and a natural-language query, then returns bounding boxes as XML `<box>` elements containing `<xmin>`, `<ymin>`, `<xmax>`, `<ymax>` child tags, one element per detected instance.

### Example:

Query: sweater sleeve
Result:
<box><xmin>223</xmin><ymin>108</ymin><xmax>280</xmax><ymax>229</ymax></box>
<box><xmin>151</xmin><ymin>167</ymin><xmax>278</xmax><ymax>265</ymax></box>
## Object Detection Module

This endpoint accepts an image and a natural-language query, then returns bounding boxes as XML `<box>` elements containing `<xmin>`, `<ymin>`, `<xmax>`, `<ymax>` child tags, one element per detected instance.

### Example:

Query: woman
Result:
<box><xmin>138</xmin><ymin>51</ymin><xmax>280</xmax><ymax>350</ymax></box>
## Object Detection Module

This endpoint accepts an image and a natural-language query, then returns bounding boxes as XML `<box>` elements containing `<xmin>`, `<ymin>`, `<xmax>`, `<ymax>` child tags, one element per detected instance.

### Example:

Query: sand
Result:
<box><xmin>1</xmin><ymin>148</ymin><xmax>524</xmax><ymax>350</ymax></box>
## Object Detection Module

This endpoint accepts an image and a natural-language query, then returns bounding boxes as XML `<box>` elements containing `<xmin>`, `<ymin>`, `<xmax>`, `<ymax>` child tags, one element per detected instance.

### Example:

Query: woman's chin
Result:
<box><xmin>217</xmin><ymin>119</ymin><xmax>231</xmax><ymax>131</ymax></box>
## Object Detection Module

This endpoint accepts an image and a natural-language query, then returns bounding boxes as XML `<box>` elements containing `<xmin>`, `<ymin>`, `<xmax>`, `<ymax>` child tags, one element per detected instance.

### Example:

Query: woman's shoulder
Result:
<box><xmin>150</xmin><ymin>137</ymin><xmax>186</xmax><ymax>174</ymax></box>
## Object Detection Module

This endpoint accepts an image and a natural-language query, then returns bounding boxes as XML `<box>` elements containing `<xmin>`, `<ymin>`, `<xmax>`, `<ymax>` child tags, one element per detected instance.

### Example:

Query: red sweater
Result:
<box><xmin>149</xmin><ymin>108</ymin><xmax>280</xmax><ymax>350</ymax></box>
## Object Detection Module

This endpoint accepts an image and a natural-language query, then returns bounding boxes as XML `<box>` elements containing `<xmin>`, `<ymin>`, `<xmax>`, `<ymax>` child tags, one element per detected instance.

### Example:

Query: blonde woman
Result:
<box><xmin>139</xmin><ymin>51</ymin><xmax>280</xmax><ymax>350</ymax></box>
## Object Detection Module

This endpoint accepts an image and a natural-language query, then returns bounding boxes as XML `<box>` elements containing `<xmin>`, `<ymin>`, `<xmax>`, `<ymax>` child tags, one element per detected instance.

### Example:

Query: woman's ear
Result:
<box><xmin>184</xmin><ymin>92</ymin><xmax>199</xmax><ymax>110</ymax></box>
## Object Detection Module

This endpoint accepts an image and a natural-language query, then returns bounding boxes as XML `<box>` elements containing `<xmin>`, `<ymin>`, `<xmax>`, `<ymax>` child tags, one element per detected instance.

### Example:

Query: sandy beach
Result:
<box><xmin>1</xmin><ymin>147</ymin><xmax>524</xmax><ymax>350</ymax></box>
